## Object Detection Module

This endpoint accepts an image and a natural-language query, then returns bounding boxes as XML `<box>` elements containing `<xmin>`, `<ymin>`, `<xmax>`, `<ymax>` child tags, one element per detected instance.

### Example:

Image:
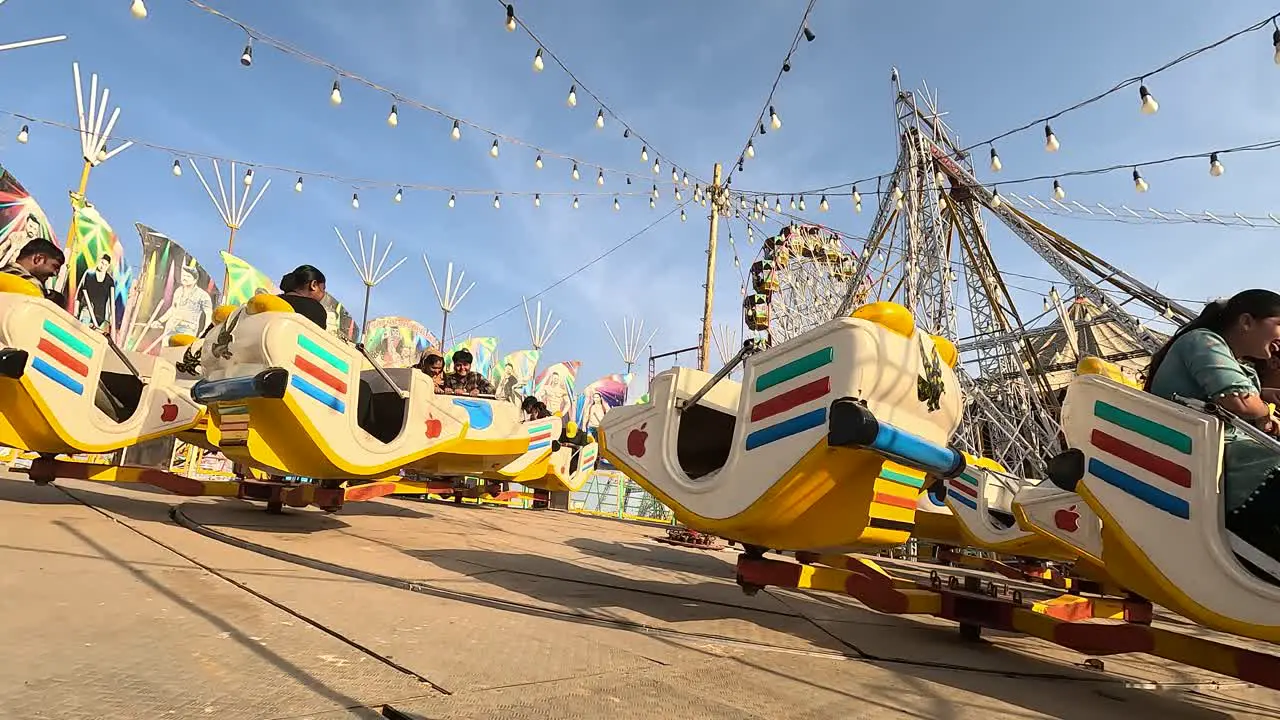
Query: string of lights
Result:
<box><xmin>453</xmin><ymin>201</ymin><xmax>688</xmax><ymax>336</ymax></box>
<box><xmin>495</xmin><ymin>0</ymin><xmax>698</xmax><ymax>186</ymax></box>
<box><xmin>2</xmin><ymin>107</ymin><xmax>697</xmax><ymax>211</ymax></box>
<box><xmin>722</xmin><ymin>0</ymin><xmax>819</xmax><ymax>186</ymax></box>
<box><xmin>728</xmin><ymin>134</ymin><xmax>1280</xmax><ymax>210</ymax></box>
<box><xmin>177</xmin><ymin>0</ymin><xmax>694</xmax><ymax>189</ymax></box>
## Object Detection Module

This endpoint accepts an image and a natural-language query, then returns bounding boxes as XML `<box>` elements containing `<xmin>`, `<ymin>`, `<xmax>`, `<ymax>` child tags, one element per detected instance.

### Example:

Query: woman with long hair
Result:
<box><xmin>1145</xmin><ymin>289</ymin><xmax>1280</xmax><ymax>560</ymax></box>
<box><xmin>277</xmin><ymin>265</ymin><xmax>328</xmax><ymax>329</ymax></box>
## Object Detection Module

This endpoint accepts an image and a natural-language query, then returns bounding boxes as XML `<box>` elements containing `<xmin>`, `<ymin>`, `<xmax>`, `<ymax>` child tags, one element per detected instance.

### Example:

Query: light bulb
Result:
<box><xmin>746</xmin><ymin>140</ymin><xmax>755</xmax><ymax>159</ymax></box>
<box><xmin>1133</xmin><ymin>169</ymin><xmax>1148</xmax><ymax>193</ymax></box>
<box><xmin>534</xmin><ymin>193</ymin><xmax>541</xmax><ymax>207</ymax></box>
<box><xmin>294</xmin><ymin>177</ymin><xmax>303</xmax><ymax>192</ymax></box>
<box><xmin>935</xmin><ymin>170</ymin><xmax>946</xmax><ymax>187</ymax></box>
<box><xmin>855</xmin><ymin>200</ymin><xmax>862</xmax><ymax>213</ymax></box>
<box><xmin>989</xmin><ymin>147</ymin><xmax>1002</xmax><ymax>172</ymax></box>
<box><xmin>593</xmin><ymin>169</ymin><xmax>603</xmax><ymax>186</ymax></box>
<box><xmin>652</xmin><ymin>159</ymin><xmax>660</xmax><ymax>174</ymax></box>
<box><xmin>769</xmin><ymin>105</ymin><xmax>781</xmax><ymax>130</ymax></box>
<box><xmin>130</xmin><ymin>0</ymin><xmax>147</xmax><ymax>18</ymax></box>
<box><xmin>505</xmin><ymin>4</ymin><xmax>516</xmax><ymax>31</ymax></box>
<box><xmin>15</xmin><ymin>125</ymin><xmax>29</xmax><ymax>144</ymax></box>
<box><xmin>613</xmin><ymin>197</ymin><xmax>620</xmax><ymax>211</ymax></box>
<box><xmin>641</xmin><ymin>146</ymin><xmax>649</xmax><ymax>162</ymax></box>
<box><xmin>595</xmin><ymin>109</ymin><xmax>605</xmax><ymax>129</ymax></box>
<box><xmin>789</xmin><ymin>196</ymin><xmax>796</xmax><ymax>210</ymax></box>
<box><xmin>533</xmin><ymin>48</ymin><xmax>544</xmax><ymax>72</ymax></box>
<box><xmin>97</xmin><ymin>147</ymin><xmax>108</xmax><ymax>162</ymax></box>
<box><xmin>852</xmin><ymin>187</ymin><xmax>861</xmax><ymax>207</ymax></box>
<box><xmin>892</xmin><ymin>185</ymin><xmax>903</xmax><ymax>202</ymax></box>
<box><xmin>572</xmin><ymin>196</ymin><xmax>579</xmax><ymax>209</ymax></box>
<box><xmin>671</xmin><ymin>166</ymin><xmax>678</xmax><ymax>183</ymax></box>
<box><xmin>243</xmin><ymin>168</ymin><xmax>254</xmax><ymax>186</ymax></box>
<box><xmin>172</xmin><ymin>159</ymin><xmax>182</xmax><ymax>176</ymax></box>
<box><xmin>240</xmin><ymin>44</ymin><xmax>253</xmax><ymax>67</ymax></box>
<box><xmin>494</xmin><ymin>195</ymin><xmax>501</xmax><ymax>209</ymax></box>
<box><xmin>451</xmin><ymin>120</ymin><xmax>461</xmax><ymax>141</ymax></box>
<box><xmin>330</xmin><ymin>80</ymin><xmax>342</xmax><ymax>105</ymax></box>
<box><xmin>1209</xmin><ymin>152</ymin><xmax>1225</xmax><ymax>177</ymax></box>
<box><xmin>1052</xmin><ymin>179</ymin><xmax>1065</xmax><ymax>200</ymax></box>
<box><xmin>682</xmin><ymin>172</ymin><xmax>689</xmax><ymax>186</ymax></box>
<box><xmin>1274</xmin><ymin>28</ymin><xmax>1280</xmax><ymax>64</ymax></box>
<box><xmin>820</xmin><ymin>196</ymin><xmax>829</xmax><ymax>212</ymax></box>
<box><xmin>652</xmin><ymin>185</ymin><xmax>659</xmax><ymax>200</ymax></box>
<box><xmin>680</xmin><ymin>209</ymin><xmax>686</xmax><ymax>222</ymax></box>
<box><xmin>1043</xmin><ymin>296</ymin><xmax>1050</xmax><ymax>312</ymax></box>
<box><xmin>572</xmin><ymin>163</ymin><xmax>580</xmax><ymax>181</ymax></box>
<box><xmin>394</xmin><ymin>188</ymin><xmax>403</xmax><ymax>203</ymax></box>
<box><xmin>352</xmin><ymin>193</ymin><xmax>360</xmax><ymax>209</ymax></box>
<box><xmin>535</xmin><ymin>155</ymin><xmax>543</xmax><ymax>169</ymax></box>
<box><xmin>649</xmin><ymin>197</ymin><xmax>655</xmax><ymax>209</ymax></box>
<box><xmin>1139</xmin><ymin>85</ymin><xmax>1158</xmax><ymax>115</ymax></box>
<box><xmin>567</xmin><ymin>85</ymin><xmax>577</xmax><ymax>107</ymax></box>
<box><xmin>991</xmin><ymin>188</ymin><xmax>1001</xmax><ymax>208</ymax></box>
<box><xmin>490</xmin><ymin>139</ymin><xmax>500</xmax><ymax>158</ymax></box>
<box><xmin>895</xmin><ymin>197</ymin><xmax>904</xmax><ymax>210</ymax></box>
<box><xmin>675</xmin><ymin>189</ymin><xmax>683</xmax><ymax>201</ymax></box>
<box><xmin>388</xmin><ymin>104</ymin><xmax>399</xmax><ymax>127</ymax></box>
<box><xmin>798</xmin><ymin>196</ymin><xmax>807</xmax><ymax>211</ymax></box>
<box><xmin>803</xmin><ymin>25</ymin><xmax>815</xmax><ymax>42</ymax></box>
<box><xmin>448</xmin><ymin>194</ymin><xmax>456</xmax><ymax>208</ymax></box>
<box><xmin>774</xmin><ymin>199</ymin><xmax>781</xmax><ymax>212</ymax></box>
<box><xmin>1044</xmin><ymin>124</ymin><xmax>1059</xmax><ymax>152</ymax></box>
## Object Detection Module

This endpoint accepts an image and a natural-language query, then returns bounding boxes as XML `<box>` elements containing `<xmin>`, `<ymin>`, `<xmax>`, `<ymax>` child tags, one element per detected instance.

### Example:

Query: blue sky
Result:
<box><xmin>2</xmin><ymin>0</ymin><xmax>1279</xmax><ymax>392</ymax></box>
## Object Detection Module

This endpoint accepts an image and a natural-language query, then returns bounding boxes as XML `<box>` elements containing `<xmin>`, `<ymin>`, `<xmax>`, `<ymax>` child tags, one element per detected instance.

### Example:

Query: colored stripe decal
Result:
<box><xmin>868</xmin><ymin>517</ymin><xmax>914</xmax><ymax>533</ymax></box>
<box><xmin>873</xmin><ymin>492</ymin><xmax>917</xmax><ymax>510</ymax></box>
<box><xmin>41</xmin><ymin>319</ymin><xmax>92</xmax><ymax>358</ymax></box>
<box><xmin>528</xmin><ymin>432</ymin><xmax>553</xmax><ymax>444</ymax></box>
<box><xmin>947</xmin><ymin>490</ymin><xmax>978</xmax><ymax>511</ymax></box>
<box><xmin>289</xmin><ymin>375</ymin><xmax>346</xmax><ymax>413</ymax></box>
<box><xmin>750</xmin><ymin>376</ymin><xmax>831</xmax><ymax>422</ymax></box>
<box><xmin>1090</xmin><ymin>429</ymin><xmax>1191</xmax><ymax>488</ymax></box>
<box><xmin>754</xmin><ymin>347</ymin><xmax>834</xmax><ymax>392</ymax></box>
<box><xmin>948</xmin><ymin>479</ymin><xmax>978</xmax><ymax>498</ymax></box>
<box><xmin>529</xmin><ymin>440</ymin><xmax>552</xmax><ymax>451</ymax></box>
<box><xmin>1088</xmin><ymin>458</ymin><xmax>1190</xmax><ymax>519</ymax></box>
<box><xmin>37</xmin><ymin>338</ymin><xmax>88</xmax><ymax>377</ymax></box>
<box><xmin>529</xmin><ymin>423</ymin><xmax>554</xmax><ymax>435</ymax></box>
<box><xmin>744</xmin><ymin>407</ymin><xmax>827</xmax><ymax>450</ymax></box>
<box><xmin>879</xmin><ymin>467</ymin><xmax>925</xmax><ymax>489</ymax></box>
<box><xmin>1093</xmin><ymin>400</ymin><xmax>1192</xmax><ymax>454</ymax></box>
<box><xmin>297</xmin><ymin>334</ymin><xmax>349</xmax><ymax>373</ymax></box>
<box><xmin>31</xmin><ymin>357</ymin><xmax>84</xmax><ymax>395</ymax></box>
<box><xmin>956</xmin><ymin>472</ymin><xmax>979</xmax><ymax>487</ymax></box>
<box><xmin>294</xmin><ymin>355</ymin><xmax>348</xmax><ymax>394</ymax></box>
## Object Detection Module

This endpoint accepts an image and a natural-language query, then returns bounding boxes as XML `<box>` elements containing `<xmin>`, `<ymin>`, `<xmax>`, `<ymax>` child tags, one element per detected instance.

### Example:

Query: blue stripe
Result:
<box><xmin>947</xmin><ymin>489</ymin><xmax>978</xmax><ymax>511</ymax></box>
<box><xmin>1088</xmin><ymin>457</ymin><xmax>1190</xmax><ymax>520</ymax></box>
<box><xmin>290</xmin><ymin>375</ymin><xmax>346</xmax><ymax>413</ymax></box>
<box><xmin>528</xmin><ymin>440</ymin><xmax>551</xmax><ymax>451</ymax></box>
<box><xmin>31</xmin><ymin>357</ymin><xmax>84</xmax><ymax>395</ymax></box>
<box><xmin>744</xmin><ymin>407</ymin><xmax>827</xmax><ymax>451</ymax></box>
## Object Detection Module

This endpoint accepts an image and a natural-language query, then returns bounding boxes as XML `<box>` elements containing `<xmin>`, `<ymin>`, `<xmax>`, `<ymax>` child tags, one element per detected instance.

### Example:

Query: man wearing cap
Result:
<box><xmin>442</xmin><ymin>348</ymin><xmax>494</xmax><ymax>396</ymax></box>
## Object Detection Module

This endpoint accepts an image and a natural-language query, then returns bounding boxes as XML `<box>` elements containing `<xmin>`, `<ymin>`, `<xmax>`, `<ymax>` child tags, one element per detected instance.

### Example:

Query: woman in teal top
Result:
<box><xmin>1145</xmin><ymin>289</ymin><xmax>1280</xmax><ymax>561</ymax></box>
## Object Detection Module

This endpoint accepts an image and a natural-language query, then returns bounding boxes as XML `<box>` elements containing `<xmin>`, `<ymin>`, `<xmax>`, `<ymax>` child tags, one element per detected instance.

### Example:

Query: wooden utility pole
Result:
<box><xmin>698</xmin><ymin>163</ymin><xmax>722</xmax><ymax>372</ymax></box>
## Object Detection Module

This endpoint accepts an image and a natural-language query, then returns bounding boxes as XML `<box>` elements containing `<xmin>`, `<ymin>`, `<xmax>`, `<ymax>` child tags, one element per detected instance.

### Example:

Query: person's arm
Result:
<box><xmin>1183</xmin><ymin>331</ymin><xmax>1275</xmax><ymax>426</ymax></box>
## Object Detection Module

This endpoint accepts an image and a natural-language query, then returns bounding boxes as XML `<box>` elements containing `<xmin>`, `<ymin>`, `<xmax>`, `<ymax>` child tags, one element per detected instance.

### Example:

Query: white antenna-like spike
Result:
<box><xmin>376</xmin><ymin>256</ymin><xmax>407</xmax><ymax>285</ymax></box>
<box><xmin>72</xmin><ymin>63</ymin><xmax>86</xmax><ymax>150</ymax></box>
<box><xmin>339</xmin><ymin>227</ymin><xmax>405</xmax><ymax>339</ymax></box>
<box><xmin>212</xmin><ymin>160</ymin><xmax>231</xmax><ymax>220</ymax></box>
<box><xmin>0</xmin><ymin>34</ymin><xmax>68</xmax><ymax>53</ymax></box>
<box><xmin>453</xmin><ymin>279</ymin><xmax>476</xmax><ymax>308</ymax></box>
<box><xmin>604</xmin><ymin>320</ymin><xmax>627</xmax><ymax>359</ymax></box>
<box><xmin>335</xmin><ymin>227</ymin><xmax>362</xmax><ymax>277</ymax></box>
<box><xmin>542</xmin><ymin>318</ymin><xmax>562</xmax><ymax>345</ymax></box>
<box><xmin>85</xmin><ymin>72</ymin><xmax>99</xmax><ymax>159</ymax></box>
<box><xmin>606</xmin><ymin>316</ymin><xmax>659</xmax><ymax>369</ymax></box>
<box><xmin>373</xmin><ymin>235</ymin><xmax>394</xmax><ymax>279</ymax></box>
<box><xmin>423</xmin><ymin>255</ymin><xmax>445</xmax><ymax>305</ymax></box>
<box><xmin>238</xmin><ymin>178</ymin><xmax>270</xmax><ymax>225</ymax></box>
<box><xmin>190</xmin><ymin>161</ymin><xmax>233</xmax><ymax>227</ymax></box>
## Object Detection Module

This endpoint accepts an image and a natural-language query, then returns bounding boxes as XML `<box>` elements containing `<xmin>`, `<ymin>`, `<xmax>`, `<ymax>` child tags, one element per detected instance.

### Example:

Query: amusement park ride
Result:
<box><xmin>2</xmin><ymin>3</ymin><xmax>1279</xmax><ymax>694</ymax></box>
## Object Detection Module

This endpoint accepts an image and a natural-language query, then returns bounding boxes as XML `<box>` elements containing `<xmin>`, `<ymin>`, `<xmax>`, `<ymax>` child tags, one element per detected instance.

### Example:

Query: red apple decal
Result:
<box><xmin>627</xmin><ymin>423</ymin><xmax>648</xmax><ymax>458</ymax></box>
<box><xmin>425</xmin><ymin>415</ymin><xmax>442</xmax><ymax>439</ymax></box>
<box><xmin>1054</xmin><ymin>505</ymin><xmax>1080</xmax><ymax>533</ymax></box>
<box><xmin>160</xmin><ymin>401</ymin><xmax>179</xmax><ymax>422</ymax></box>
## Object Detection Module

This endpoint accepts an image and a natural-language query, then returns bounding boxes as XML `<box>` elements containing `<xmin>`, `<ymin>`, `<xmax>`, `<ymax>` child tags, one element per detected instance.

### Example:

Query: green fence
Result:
<box><xmin>569</xmin><ymin>469</ymin><xmax>674</xmax><ymax>524</ymax></box>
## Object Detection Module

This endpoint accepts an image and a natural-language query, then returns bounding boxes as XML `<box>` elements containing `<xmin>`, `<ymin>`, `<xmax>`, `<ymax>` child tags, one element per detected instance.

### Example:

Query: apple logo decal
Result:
<box><xmin>1054</xmin><ymin>505</ymin><xmax>1080</xmax><ymax>533</ymax></box>
<box><xmin>160</xmin><ymin>401</ymin><xmax>178</xmax><ymax>423</ymax></box>
<box><xmin>425</xmin><ymin>414</ymin><xmax>443</xmax><ymax>439</ymax></box>
<box><xmin>627</xmin><ymin>423</ymin><xmax>648</xmax><ymax>458</ymax></box>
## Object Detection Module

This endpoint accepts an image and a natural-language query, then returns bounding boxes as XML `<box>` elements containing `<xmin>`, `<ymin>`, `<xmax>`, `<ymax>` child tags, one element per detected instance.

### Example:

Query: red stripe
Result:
<box><xmin>948</xmin><ymin>479</ymin><xmax>978</xmax><ymax>498</ymax></box>
<box><xmin>294</xmin><ymin>355</ymin><xmax>348</xmax><ymax>394</ymax></box>
<box><xmin>529</xmin><ymin>432</ymin><xmax>552</xmax><ymax>443</ymax></box>
<box><xmin>750</xmin><ymin>376</ymin><xmax>831</xmax><ymax>422</ymax></box>
<box><xmin>38</xmin><ymin>338</ymin><xmax>88</xmax><ymax>377</ymax></box>
<box><xmin>1090</xmin><ymin>429</ymin><xmax>1191</xmax><ymax>488</ymax></box>
<box><xmin>873</xmin><ymin>491</ymin><xmax>917</xmax><ymax>509</ymax></box>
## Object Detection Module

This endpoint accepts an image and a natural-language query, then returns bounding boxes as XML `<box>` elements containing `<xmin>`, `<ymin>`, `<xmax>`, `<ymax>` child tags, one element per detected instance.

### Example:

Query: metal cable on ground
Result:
<box><xmin>451</xmin><ymin>201</ymin><xmax>687</xmax><ymax>337</ymax></box>
<box><xmin>168</xmin><ymin>503</ymin><xmax>1229</xmax><ymax>688</ymax></box>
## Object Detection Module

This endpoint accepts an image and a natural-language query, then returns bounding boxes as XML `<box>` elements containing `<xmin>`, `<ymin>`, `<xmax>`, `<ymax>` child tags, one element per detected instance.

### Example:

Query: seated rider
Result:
<box><xmin>520</xmin><ymin>395</ymin><xmax>540</xmax><ymax>421</ymax></box>
<box><xmin>277</xmin><ymin>265</ymin><xmax>329</xmax><ymax>329</ymax></box>
<box><xmin>442</xmin><ymin>349</ymin><xmax>494</xmax><ymax>396</ymax></box>
<box><xmin>1145</xmin><ymin>289</ymin><xmax>1280</xmax><ymax>562</ymax></box>
<box><xmin>415</xmin><ymin>350</ymin><xmax>446</xmax><ymax>391</ymax></box>
<box><xmin>534</xmin><ymin>401</ymin><xmax>551</xmax><ymax>419</ymax></box>
<box><xmin>2</xmin><ymin>238</ymin><xmax>64</xmax><ymax>298</ymax></box>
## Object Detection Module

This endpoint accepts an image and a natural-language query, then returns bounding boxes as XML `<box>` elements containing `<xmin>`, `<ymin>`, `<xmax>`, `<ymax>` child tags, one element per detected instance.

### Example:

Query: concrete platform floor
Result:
<box><xmin>1</xmin><ymin>474</ymin><xmax>1278</xmax><ymax>719</ymax></box>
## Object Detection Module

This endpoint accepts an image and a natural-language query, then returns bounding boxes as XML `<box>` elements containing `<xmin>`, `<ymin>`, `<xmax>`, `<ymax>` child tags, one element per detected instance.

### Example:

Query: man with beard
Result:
<box><xmin>77</xmin><ymin>253</ymin><xmax>116</xmax><ymax>332</ymax></box>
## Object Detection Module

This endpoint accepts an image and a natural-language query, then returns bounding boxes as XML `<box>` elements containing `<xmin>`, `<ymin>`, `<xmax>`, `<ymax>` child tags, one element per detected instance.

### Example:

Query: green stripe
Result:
<box><xmin>1093</xmin><ymin>400</ymin><xmax>1192</xmax><ymax>454</ymax></box>
<box><xmin>297</xmin><ymin>334</ymin><xmax>349</xmax><ymax>373</ymax></box>
<box><xmin>755</xmin><ymin>346</ymin><xmax>834</xmax><ymax>392</ymax></box>
<box><xmin>879</xmin><ymin>467</ymin><xmax>924</xmax><ymax>489</ymax></box>
<box><xmin>530</xmin><ymin>423</ymin><xmax>554</xmax><ymax>434</ymax></box>
<box><xmin>42</xmin><ymin>319</ymin><xmax>92</xmax><ymax>358</ymax></box>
